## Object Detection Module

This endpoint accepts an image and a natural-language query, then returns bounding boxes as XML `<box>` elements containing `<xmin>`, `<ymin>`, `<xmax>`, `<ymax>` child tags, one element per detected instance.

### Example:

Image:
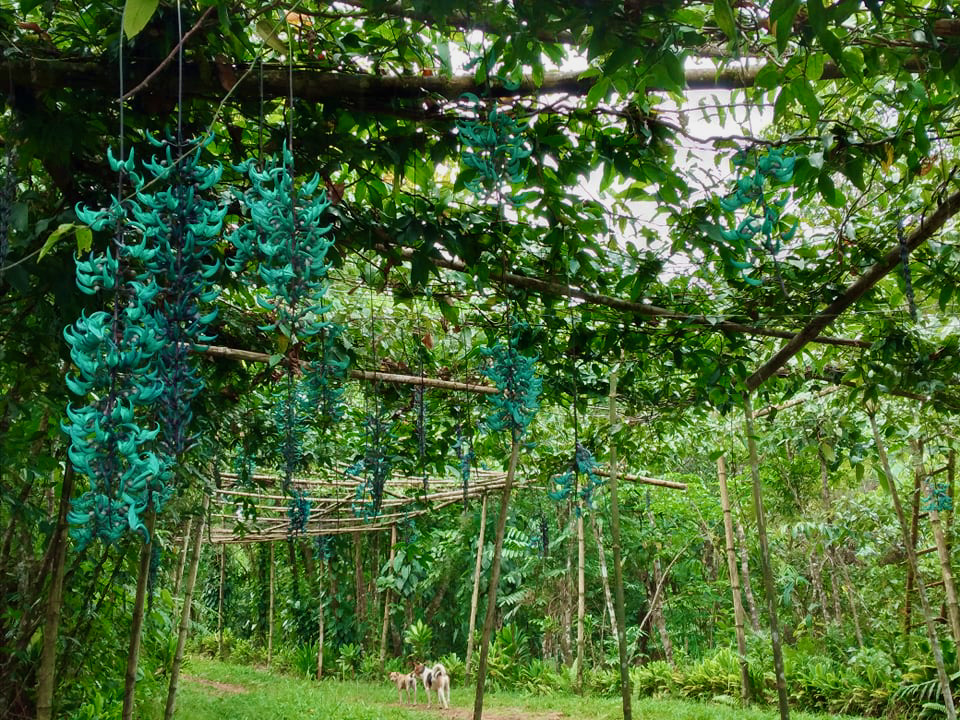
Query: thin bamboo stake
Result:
<box><xmin>736</xmin><ymin>519</ymin><xmax>761</xmax><ymax>631</ymax></box>
<box><xmin>164</xmin><ymin>496</ymin><xmax>208</xmax><ymax>720</ymax></box>
<box><xmin>465</xmin><ymin>495</ymin><xmax>488</xmax><ymax>679</ymax></box>
<box><xmin>317</xmin><ymin>556</ymin><xmax>326</xmax><ymax>679</ymax></box>
<box><xmin>914</xmin><ymin>440</ymin><xmax>960</xmax><ymax>647</ymax></box>
<box><xmin>380</xmin><ymin>524</ymin><xmax>397</xmax><ymax>670</ymax></box>
<box><xmin>473</xmin><ymin>439</ymin><xmax>521</xmax><ymax>720</ymax></box>
<box><xmin>268</xmin><ymin>542</ymin><xmax>275</xmax><ymax>667</ymax></box>
<box><xmin>122</xmin><ymin>510</ymin><xmax>156</xmax><ymax>720</ymax></box>
<box><xmin>608</xmin><ymin>366</ymin><xmax>632</xmax><ymax>720</ymax></box>
<box><xmin>870</xmin><ymin>412</ymin><xmax>956</xmax><ymax>720</ymax></box>
<box><xmin>172</xmin><ymin>518</ymin><xmax>192</xmax><ymax>598</ymax></box>
<box><xmin>743</xmin><ymin>394</ymin><xmax>790</xmax><ymax>720</ymax></box>
<box><xmin>218</xmin><ymin>544</ymin><xmax>226</xmax><ymax>658</ymax></box>
<box><xmin>576</xmin><ymin>507</ymin><xmax>586</xmax><ymax>693</ymax></box>
<box><xmin>717</xmin><ymin>456</ymin><xmax>751</xmax><ymax>704</ymax></box>
<box><xmin>35</xmin><ymin>466</ymin><xmax>75</xmax><ymax>720</ymax></box>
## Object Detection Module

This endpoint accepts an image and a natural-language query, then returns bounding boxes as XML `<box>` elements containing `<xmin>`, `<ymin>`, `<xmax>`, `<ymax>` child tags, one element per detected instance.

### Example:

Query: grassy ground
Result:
<box><xmin>171</xmin><ymin>657</ymin><xmax>867</xmax><ymax>720</ymax></box>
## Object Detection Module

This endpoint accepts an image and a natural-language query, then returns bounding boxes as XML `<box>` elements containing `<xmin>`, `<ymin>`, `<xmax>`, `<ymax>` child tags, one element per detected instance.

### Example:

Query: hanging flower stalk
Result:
<box><xmin>65</xmin><ymin>148</ymin><xmax>166</xmax><ymax>547</ymax></box>
<box><xmin>136</xmin><ymin>132</ymin><xmax>224</xmax><ymax>462</ymax></box>
<box><xmin>548</xmin><ymin>442</ymin><xmax>604</xmax><ymax>510</ymax></box>
<box><xmin>349</xmin><ymin>410</ymin><xmax>395</xmax><ymax>519</ymax></box>
<box><xmin>228</xmin><ymin>143</ymin><xmax>341</xmax><ymax>530</ymax></box>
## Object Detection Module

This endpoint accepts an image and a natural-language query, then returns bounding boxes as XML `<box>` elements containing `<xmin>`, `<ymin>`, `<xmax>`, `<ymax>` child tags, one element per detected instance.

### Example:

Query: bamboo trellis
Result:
<box><xmin>205</xmin><ymin>463</ymin><xmax>686</xmax><ymax>544</ymax></box>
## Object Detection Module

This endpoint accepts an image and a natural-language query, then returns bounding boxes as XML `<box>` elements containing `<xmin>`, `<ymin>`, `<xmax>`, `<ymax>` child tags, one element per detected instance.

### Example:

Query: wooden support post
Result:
<box><xmin>164</xmin><ymin>496</ymin><xmax>208</xmax><ymax>720</ymax></box>
<box><xmin>122</xmin><ymin>510</ymin><xmax>156</xmax><ymax>720</ymax></box>
<box><xmin>871</xmin><ymin>412</ymin><xmax>956</xmax><ymax>720</ymax></box>
<box><xmin>380</xmin><ymin>524</ymin><xmax>397</xmax><ymax>670</ymax></box>
<box><xmin>472</xmin><ymin>440</ymin><xmax>521</xmax><ymax>720</ymax></box>
<box><xmin>608</xmin><ymin>366</ymin><xmax>632</xmax><ymax>720</ymax></box>
<box><xmin>317</xmin><ymin>555</ymin><xmax>326</xmax><ymax>680</ymax></box>
<box><xmin>718</xmin><ymin>456</ymin><xmax>751</xmax><ymax>704</ymax></box>
<box><xmin>34</xmin><ymin>466</ymin><xmax>75</xmax><ymax>720</ymax></box>
<box><xmin>465</xmin><ymin>495</ymin><xmax>488</xmax><ymax>679</ymax></box>
<box><xmin>268</xmin><ymin>542</ymin><xmax>275</xmax><ymax>667</ymax></box>
<box><xmin>576</xmin><ymin>507</ymin><xmax>586</xmax><ymax>693</ymax></box>
<box><xmin>743</xmin><ymin>394</ymin><xmax>790</xmax><ymax>720</ymax></box>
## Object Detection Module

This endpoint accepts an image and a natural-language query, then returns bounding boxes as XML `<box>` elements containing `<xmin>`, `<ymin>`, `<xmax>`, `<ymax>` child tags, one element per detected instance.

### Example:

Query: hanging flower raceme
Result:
<box><xmin>481</xmin><ymin>327</ymin><xmax>542</xmax><ymax>443</ymax></box>
<box><xmin>453</xmin><ymin>421</ymin><xmax>475</xmax><ymax>505</ymax></box>
<box><xmin>714</xmin><ymin>148</ymin><xmax>798</xmax><ymax>286</ymax></box>
<box><xmin>349</xmin><ymin>411</ymin><xmax>395</xmax><ymax>519</ymax></box>
<box><xmin>457</xmin><ymin>92</ymin><xmax>535</xmax><ymax>206</ymax></box>
<box><xmin>136</xmin><ymin>132</ymin><xmax>225</xmax><ymax>460</ymax></box>
<box><xmin>227</xmin><ymin>143</ymin><xmax>335</xmax><ymax>342</ymax></box>
<box><xmin>64</xmin><ymin>148</ymin><xmax>168</xmax><ymax>547</ymax></box>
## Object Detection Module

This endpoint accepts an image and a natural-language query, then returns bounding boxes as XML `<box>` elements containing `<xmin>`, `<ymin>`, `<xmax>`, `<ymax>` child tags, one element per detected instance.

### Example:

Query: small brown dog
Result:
<box><xmin>389</xmin><ymin>670</ymin><xmax>417</xmax><ymax>704</ymax></box>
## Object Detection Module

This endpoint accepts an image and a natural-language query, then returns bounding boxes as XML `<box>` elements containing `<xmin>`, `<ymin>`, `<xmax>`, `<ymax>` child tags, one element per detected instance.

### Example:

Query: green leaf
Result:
<box><xmin>805</xmin><ymin>52</ymin><xmax>825</xmax><ymax>81</ymax></box>
<box><xmin>39</xmin><ymin>223</ymin><xmax>79</xmax><ymax>261</ymax></box>
<box><xmin>76</xmin><ymin>226</ymin><xmax>93</xmax><ymax>255</ymax></box>
<box><xmin>255</xmin><ymin>18</ymin><xmax>288</xmax><ymax>54</ymax></box>
<box><xmin>939</xmin><ymin>284</ymin><xmax>953</xmax><ymax>311</ymax></box>
<box><xmin>793</xmin><ymin>78</ymin><xmax>821</xmax><ymax>122</ymax></box>
<box><xmin>769</xmin><ymin>0</ymin><xmax>801</xmax><ymax>54</ymax></box>
<box><xmin>122</xmin><ymin>0</ymin><xmax>159</xmax><ymax>40</ymax></box>
<box><xmin>714</xmin><ymin>0</ymin><xmax>737</xmax><ymax>42</ymax></box>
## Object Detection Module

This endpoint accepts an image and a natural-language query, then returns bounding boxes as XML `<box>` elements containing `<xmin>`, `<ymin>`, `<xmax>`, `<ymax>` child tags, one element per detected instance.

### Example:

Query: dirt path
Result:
<box><xmin>183</xmin><ymin>674</ymin><xmax>248</xmax><ymax>694</ymax></box>
<box><xmin>390</xmin><ymin>704</ymin><xmax>566</xmax><ymax>720</ymax></box>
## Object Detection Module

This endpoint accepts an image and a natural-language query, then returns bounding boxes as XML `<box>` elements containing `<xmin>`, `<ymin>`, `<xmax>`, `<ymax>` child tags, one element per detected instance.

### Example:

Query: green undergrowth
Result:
<box><xmin>171</xmin><ymin>656</ymin><xmax>868</xmax><ymax>720</ymax></box>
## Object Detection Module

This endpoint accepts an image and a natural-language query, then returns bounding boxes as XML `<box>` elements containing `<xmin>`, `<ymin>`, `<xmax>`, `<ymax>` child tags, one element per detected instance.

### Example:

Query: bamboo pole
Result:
<box><xmin>870</xmin><ymin>412</ymin><xmax>956</xmax><ymax>720</ymax></box>
<box><xmin>35</xmin><ymin>466</ymin><xmax>75</xmax><ymax>720</ymax></box>
<box><xmin>218</xmin><ymin>544</ymin><xmax>226</xmax><ymax>658</ymax></box>
<box><xmin>122</xmin><ymin>510</ymin><xmax>156</xmax><ymax>720</ymax></box>
<box><xmin>608</xmin><ymin>366</ymin><xmax>632</xmax><ymax>720</ymax></box>
<box><xmin>465</xmin><ymin>494</ymin><xmax>488</xmax><ymax>679</ymax></box>
<box><xmin>164</xmin><ymin>497</ymin><xmax>208</xmax><ymax>720</ymax></box>
<box><xmin>380</xmin><ymin>524</ymin><xmax>397</xmax><ymax>670</ymax></box>
<box><xmin>914</xmin><ymin>440</ymin><xmax>960</xmax><ymax>647</ymax></box>
<box><xmin>743</xmin><ymin>394</ymin><xmax>790</xmax><ymax>720</ymax></box>
<box><xmin>172</xmin><ymin>518</ymin><xmax>192</xmax><ymax>598</ymax></box>
<box><xmin>317</xmin><ymin>556</ymin><xmax>326</xmax><ymax>679</ymax></box>
<box><xmin>576</xmin><ymin>507</ymin><xmax>586</xmax><ymax>693</ymax></box>
<box><xmin>472</xmin><ymin>439</ymin><xmax>521</xmax><ymax>720</ymax></box>
<box><xmin>717</xmin><ymin>456</ymin><xmax>751</xmax><ymax>704</ymax></box>
<box><xmin>268</xmin><ymin>542</ymin><xmax>275</xmax><ymax>667</ymax></box>
<box><xmin>736</xmin><ymin>519</ymin><xmax>761</xmax><ymax>631</ymax></box>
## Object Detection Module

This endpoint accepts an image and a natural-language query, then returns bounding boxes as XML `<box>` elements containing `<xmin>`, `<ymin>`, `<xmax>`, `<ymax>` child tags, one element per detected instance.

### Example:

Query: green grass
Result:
<box><xmin>171</xmin><ymin>657</ymin><xmax>868</xmax><ymax>720</ymax></box>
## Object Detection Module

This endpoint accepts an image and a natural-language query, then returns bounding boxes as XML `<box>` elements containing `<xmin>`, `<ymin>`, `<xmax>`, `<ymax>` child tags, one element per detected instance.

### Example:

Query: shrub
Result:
<box><xmin>633</xmin><ymin>660</ymin><xmax>674</xmax><ymax>698</ymax></box>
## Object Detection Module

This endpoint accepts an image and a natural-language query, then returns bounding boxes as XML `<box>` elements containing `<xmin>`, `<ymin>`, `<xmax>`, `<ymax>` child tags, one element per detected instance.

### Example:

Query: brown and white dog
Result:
<box><xmin>414</xmin><ymin>662</ymin><xmax>450</xmax><ymax>709</ymax></box>
<box><xmin>389</xmin><ymin>670</ymin><xmax>418</xmax><ymax>704</ymax></box>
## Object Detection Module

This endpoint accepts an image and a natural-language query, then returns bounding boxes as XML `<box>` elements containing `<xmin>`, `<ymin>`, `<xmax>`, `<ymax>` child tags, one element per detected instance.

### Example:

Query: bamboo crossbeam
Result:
<box><xmin>593</xmin><ymin>469</ymin><xmax>687</xmax><ymax>490</ymax></box>
<box><xmin>195</xmin><ymin>344</ymin><xmax>497</xmax><ymax>394</ymax></box>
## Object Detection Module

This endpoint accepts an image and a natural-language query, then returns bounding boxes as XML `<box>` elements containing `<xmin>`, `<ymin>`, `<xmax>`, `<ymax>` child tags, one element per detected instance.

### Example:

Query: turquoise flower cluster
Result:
<box><xmin>65</xmin><ymin>138</ymin><xmax>223</xmax><ymax>546</ymax></box>
<box><xmin>480</xmin><ymin>328</ymin><xmax>542</xmax><ymax>443</ymax></box>
<box><xmin>457</xmin><ymin>93</ymin><xmax>534</xmax><ymax>205</ymax></box>
<box><xmin>548</xmin><ymin>442</ymin><xmax>604</xmax><ymax>511</ymax></box>
<box><xmin>716</xmin><ymin>149</ymin><xmax>798</xmax><ymax>286</ymax></box>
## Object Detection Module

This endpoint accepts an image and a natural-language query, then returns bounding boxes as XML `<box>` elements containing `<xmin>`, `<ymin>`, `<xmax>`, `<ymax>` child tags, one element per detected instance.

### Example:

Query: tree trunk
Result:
<box><xmin>914</xmin><ymin>439</ymin><xmax>960</xmax><ymax>647</ymax></box>
<box><xmin>34</xmin><ymin>465</ymin><xmax>75</xmax><ymax>720</ymax></box>
<box><xmin>122</xmin><ymin>510</ymin><xmax>156</xmax><ymax>720</ymax></box>
<box><xmin>736</xmin><ymin>519</ymin><xmax>761</xmax><ymax>631</ymax></box>
<box><xmin>743</xmin><ymin>394</ymin><xmax>790</xmax><ymax>720</ymax></box>
<box><xmin>472</xmin><ymin>439</ymin><xmax>521</xmax><ymax>720</ymax></box>
<box><xmin>835</xmin><ymin>557</ymin><xmax>864</xmax><ymax>647</ymax></box>
<box><xmin>217</xmin><ymin>543</ymin><xmax>226</xmax><ymax>658</ymax></box>
<box><xmin>590</xmin><ymin>513</ymin><xmax>617</xmax><ymax>647</ymax></box>
<box><xmin>268</xmin><ymin>542</ymin><xmax>275</xmax><ymax>667</ymax></box>
<box><xmin>576</xmin><ymin>507</ymin><xmax>586</xmax><ymax>692</ymax></box>
<box><xmin>871</xmin><ymin>412</ymin><xmax>956</xmax><ymax>720</ymax></box>
<box><xmin>717</xmin><ymin>456</ymin><xmax>751</xmax><ymax>704</ymax></box>
<box><xmin>164</xmin><ymin>496</ymin><xmax>208</xmax><ymax>720</ymax></box>
<box><xmin>172</xmin><ymin>518</ymin><xmax>192</xmax><ymax>598</ymax></box>
<box><xmin>608</xmin><ymin>366</ymin><xmax>632</xmax><ymax>720</ymax></box>
<box><xmin>465</xmin><ymin>495</ymin><xmax>488</xmax><ymax>679</ymax></box>
<box><xmin>380</xmin><ymin>524</ymin><xmax>397</xmax><ymax>670</ymax></box>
